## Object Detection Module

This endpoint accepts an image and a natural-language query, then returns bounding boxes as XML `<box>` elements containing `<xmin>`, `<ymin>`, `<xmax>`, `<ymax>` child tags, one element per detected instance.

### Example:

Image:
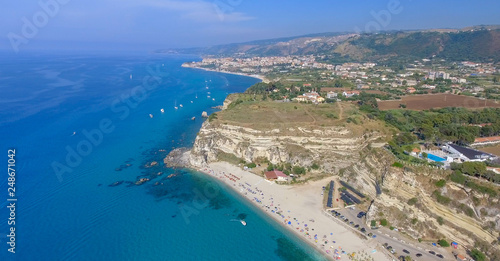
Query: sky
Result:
<box><xmin>1</xmin><ymin>0</ymin><xmax>500</xmax><ymax>53</ymax></box>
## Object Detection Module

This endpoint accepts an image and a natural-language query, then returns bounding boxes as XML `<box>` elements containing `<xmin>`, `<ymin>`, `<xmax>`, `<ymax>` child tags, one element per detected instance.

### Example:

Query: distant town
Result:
<box><xmin>184</xmin><ymin>55</ymin><xmax>499</xmax><ymax>101</ymax></box>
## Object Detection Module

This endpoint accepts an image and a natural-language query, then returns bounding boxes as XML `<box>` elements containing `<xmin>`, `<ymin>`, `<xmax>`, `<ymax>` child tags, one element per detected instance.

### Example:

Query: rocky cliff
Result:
<box><xmin>189</xmin><ymin>120</ymin><xmax>383</xmax><ymax>172</ymax></box>
<box><xmin>185</xmin><ymin>96</ymin><xmax>499</xmax><ymax>257</ymax></box>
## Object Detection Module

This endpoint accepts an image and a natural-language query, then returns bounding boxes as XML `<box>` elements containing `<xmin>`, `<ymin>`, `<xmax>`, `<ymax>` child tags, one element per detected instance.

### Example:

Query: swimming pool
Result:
<box><xmin>427</xmin><ymin>153</ymin><xmax>446</xmax><ymax>162</ymax></box>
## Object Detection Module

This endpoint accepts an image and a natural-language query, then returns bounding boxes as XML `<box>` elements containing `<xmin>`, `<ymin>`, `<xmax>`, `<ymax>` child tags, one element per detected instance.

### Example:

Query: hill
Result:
<box><xmin>160</xmin><ymin>26</ymin><xmax>500</xmax><ymax>63</ymax></box>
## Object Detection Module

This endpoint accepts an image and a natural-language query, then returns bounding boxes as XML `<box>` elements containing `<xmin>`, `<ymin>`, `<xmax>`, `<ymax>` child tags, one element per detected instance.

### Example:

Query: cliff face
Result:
<box><xmin>189</xmin><ymin>120</ymin><xmax>383</xmax><ymax>173</ymax></box>
<box><xmin>187</xmin><ymin>96</ymin><xmax>499</xmax><ymax>255</ymax></box>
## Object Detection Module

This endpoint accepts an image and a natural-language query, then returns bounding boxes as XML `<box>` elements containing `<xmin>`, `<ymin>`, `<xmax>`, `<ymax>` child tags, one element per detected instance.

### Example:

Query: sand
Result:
<box><xmin>182</xmin><ymin>63</ymin><xmax>270</xmax><ymax>83</ymax></box>
<box><xmin>197</xmin><ymin>162</ymin><xmax>391</xmax><ymax>261</ymax></box>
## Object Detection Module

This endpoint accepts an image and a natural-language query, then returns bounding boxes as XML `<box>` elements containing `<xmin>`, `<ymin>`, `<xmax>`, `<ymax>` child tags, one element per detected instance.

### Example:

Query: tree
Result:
<box><xmin>380</xmin><ymin>219</ymin><xmax>388</xmax><ymax>226</ymax></box>
<box><xmin>421</xmin><ymin>152</ymin><xmax>428</xmax><ymax>158</ymax></box>
<box><xmin>437</xmin><ymin>239</ymin><xmax>450</xmax><ymax>247</ymax></box>
<box><xmin>470</xmin><ymin>249</ymin><xmax>486</xmax><ymax>261</ymax></box>
<box><xmin>267</xmin><ymin>163</ymin><xmax>274</xmax><ymax>171</ymax></box>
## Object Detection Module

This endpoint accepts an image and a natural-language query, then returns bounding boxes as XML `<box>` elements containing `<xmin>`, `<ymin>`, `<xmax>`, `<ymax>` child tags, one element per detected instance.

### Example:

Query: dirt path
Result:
<box><xmin>337</xmin><ymin>102</ymin><xmax>344</xmax><ymax>120</ymax></box>
<box><xmin>299</xmin><ymin>103</ymin><xmax>317</xmax><ymax>124</ymax></box>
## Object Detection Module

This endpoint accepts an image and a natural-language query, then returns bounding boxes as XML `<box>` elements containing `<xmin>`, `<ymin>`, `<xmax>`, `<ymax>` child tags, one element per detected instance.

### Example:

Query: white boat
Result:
<box><xmin>207</xmin><ymin>95</ymin><xmax>210</xmax><ymax>98</ymax></box>
<box><xmin>231</xmin><ymin>219</ymin><xmax>246</xmax><ymax>226</ymax></box>
<box><xmin>191</xmin><ymin>117</ymin><xmax>196</xmax><ymax>121</ymax></box>
<box><xmin>212</xmin><ymin>98</ymin><xmax>215</xmax><ymax>101</ymax></box>
<box><xmin>190</xmin><ymin>101</ymin><xmax>193</xmax><ymax>103</ymax></box>
<box><xmin>160</xmin><ymin>108</ymin><xmax>164</xmax><ymax>113</ymax></box>
<box><xmin>207</xmin><ymin>92</ymin><xmax>211</xmax><ymax>94</ymax></box>
<box><xmin>179</xmin><ymin>104</ymin><xmax>183</xmax><ymax>108</ymax></box>
<box><xmin>174</xmin><ymin>100</ymin><xmax>178</xmax><ymax>110</ymax></box>
<box><xmin>149</xmin><ymin>114</ymin><xmax>153</xmax><ymax>118</ymax></box>
<box><xmin>130</xmin><ymin>74</ymin><xmax>132</xmax><ymax>79</ymax></box>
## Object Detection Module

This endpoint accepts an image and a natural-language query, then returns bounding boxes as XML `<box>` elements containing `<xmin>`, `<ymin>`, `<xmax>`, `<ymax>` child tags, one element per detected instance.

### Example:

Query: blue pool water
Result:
<box><xmin>0</xmin><ymin>53</ymin><xmax>327</xmax><ymax>261</ymax></box>
<box><xmin>427</xmin><ymin>153</ymin><xmax>446</xmax><ymax>162</ymax></box>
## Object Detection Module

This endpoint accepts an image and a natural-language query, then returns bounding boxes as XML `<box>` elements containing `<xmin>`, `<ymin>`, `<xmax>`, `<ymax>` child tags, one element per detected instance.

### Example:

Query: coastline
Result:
<box><xmin>182</xmin><ymin>63</ymin><xmax>270</xmax><ymax>83</ymax></box>
<box><xmin>172</xmin><ymin>63</ymin><xmax>390</xmax><ymax>260</ymax></box>
<box><xmin>193</xmin><ymin>162</ymin><xmax>391</xmax><ymax>261</ymax></box>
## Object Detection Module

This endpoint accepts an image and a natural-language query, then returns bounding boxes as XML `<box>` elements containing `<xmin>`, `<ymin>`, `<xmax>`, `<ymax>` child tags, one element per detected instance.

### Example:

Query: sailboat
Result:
<box><xmin>160</xmin><ymin>108</ymin><xmax>164</xmax><ymax>113</ymax></box>
<box><xmin>130</xmin><ymin>74</ymin><xmax>132</xmax><ymax>80</ymax></box>
<box><xmin>174</xmin><ymin>100</ymin><xmax>178</xmax><ymax>110</ymax></box>
<box><xmin>149</xmin><ymin>114</ymin><xmax>153</xmax><ymax>118</ymax></box>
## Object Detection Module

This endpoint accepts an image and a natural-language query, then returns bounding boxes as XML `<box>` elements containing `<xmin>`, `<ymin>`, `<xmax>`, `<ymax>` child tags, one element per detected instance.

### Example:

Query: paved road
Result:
<box><xmin>329</xmin><ymin>207</ymin><xmax>451</xmax><ymax>261</ymax></box>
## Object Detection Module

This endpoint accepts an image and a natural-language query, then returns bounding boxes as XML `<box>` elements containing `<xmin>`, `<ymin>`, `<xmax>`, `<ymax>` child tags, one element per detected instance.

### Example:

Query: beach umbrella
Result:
<box><xmin>288</xmin><ymin>221</ymin><xmax>291</xmax><ymax>225</ymax></box>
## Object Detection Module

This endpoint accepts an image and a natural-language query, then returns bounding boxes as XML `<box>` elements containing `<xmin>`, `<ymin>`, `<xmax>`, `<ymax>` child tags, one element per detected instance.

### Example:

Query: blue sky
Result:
<box><xmin>1</xmin><ymin>0</ymin><xmax>500</xmax><ymax>53</ymax></box>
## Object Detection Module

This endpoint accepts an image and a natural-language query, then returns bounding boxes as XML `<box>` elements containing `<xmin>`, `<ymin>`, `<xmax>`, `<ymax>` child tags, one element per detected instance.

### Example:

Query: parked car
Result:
<box><xmin>360</xmin><ymin>228</ymin><xmax>366</xmax><ymax>233</ymax></box>
<box><xmin>436</xmin><ymin>254</ymin><xmax>444</xmax><ymax>258</ymax></box>
<box><xmin>357</xmin><ymin>211</ymin><xmax>366</xmax><ymax>218</ymax></box>
<box><xmin>416</xmin><ymin>253</ymin><xmax>422</xmax><ymax>257</ymax></box>
<box><xmin>354</xmin><ymin>224</ymin><xmax>359</xmax><ymax>228</ymax></box>
<box><xmin>403</xmin><ymin>249</ymin><xmax>410</xmax><ymax>254</ymax></box>
<box><xmin>429</xmin><ymin>251</ymin><xmax>436</xmax><ymax>255</ymax></box>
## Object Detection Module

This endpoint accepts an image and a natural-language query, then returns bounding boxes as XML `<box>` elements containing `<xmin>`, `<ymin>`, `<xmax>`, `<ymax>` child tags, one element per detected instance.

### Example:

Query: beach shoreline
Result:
<box><xmin>192</xmin><ymin>162</ymin><xmax>391</xmax><ymax>261</ymax></box>
<box><xmin>181</xmin><ymin>63</ymin><xmax>270</xmax><ymax>83</ymax></box>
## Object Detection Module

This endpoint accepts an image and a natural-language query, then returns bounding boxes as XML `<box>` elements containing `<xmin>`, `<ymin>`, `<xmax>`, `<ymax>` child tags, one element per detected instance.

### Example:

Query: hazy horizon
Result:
<box><xmin>2</xmin><ymin>0</ymin><xmax>500</xmax><ymax>53</ymax></box>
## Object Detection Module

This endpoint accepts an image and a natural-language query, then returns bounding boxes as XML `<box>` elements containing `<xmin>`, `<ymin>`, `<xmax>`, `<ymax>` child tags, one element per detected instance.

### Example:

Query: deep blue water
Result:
<box><xmin>0</xmin><ymin>53</ymin><xmax>327</xmax><ymax>261</ymax></box>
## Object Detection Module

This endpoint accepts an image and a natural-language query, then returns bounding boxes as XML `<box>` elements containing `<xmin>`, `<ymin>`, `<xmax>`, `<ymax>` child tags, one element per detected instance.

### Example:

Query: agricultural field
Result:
<box><xmin>478</xmin><ymin>144</ymin><xmax>500</xmax><ymax>157</ymax></box>
<box><xmin>378</xmin><ymin>93</ymin><xmax>500</xmax><ymax>110</ymax></box>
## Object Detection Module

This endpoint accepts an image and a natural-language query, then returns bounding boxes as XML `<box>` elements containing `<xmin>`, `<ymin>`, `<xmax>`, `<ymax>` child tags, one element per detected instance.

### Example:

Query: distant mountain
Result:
<box><xmin>159</xmin><ymin>26</ymin><xmax>500</xmax><ymax>63</ymax></box>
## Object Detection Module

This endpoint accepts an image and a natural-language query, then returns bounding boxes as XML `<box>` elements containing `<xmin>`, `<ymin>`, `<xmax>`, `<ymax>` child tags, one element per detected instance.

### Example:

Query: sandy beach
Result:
<box><xmin>181</xmin><ymin>63</ymin><xmax>270</xmax><ymax>83</ymax></box>
<box><xmin>196</xmin><ymin>162</ymin><xmax>391</xmax><ymax>261</ymax></box>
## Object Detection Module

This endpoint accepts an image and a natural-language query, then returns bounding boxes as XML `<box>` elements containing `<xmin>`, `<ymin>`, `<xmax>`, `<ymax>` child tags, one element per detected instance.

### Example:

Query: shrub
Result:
<box><xmin>370</xmin><ymin>220</ymin><xmax>376</xmax><ymax>227</ymax></box>
<box><xmin>267</xmin><ymin>164</ymin><xmax>274</xmax><ymax>171</ymax></box>
<box><xmin>208</xmin><ymin>113</ymin><xmax>218</xmax><ymax>122</ymax></box>
<box><xmin>407</xmin><ymin>197</ymin><xmax>418</xmax><ymax>205</ymax></box>
<box><xmin>392</xmin><ymin>162</ymin><xmax>404</xmax><ymax>168</ymax></box>
<box><xmin>459</xmin><ymin>203</ymin><xmax>475</xmax><ymax>217</ymax></box>
<box><xmin>435</xmin><ymin>179</ymin><xmax>446</xmax><ymax>188</ymax></box>
<box><xmin>292</xmin><ymin>166</ymin><xmax>306</xmax><ymax>175</ymax></box>
<box><xmin>450</xmin><ymin>171</ymin><xmax>466</xmax><ymax>184</ymax></box>
<box><xmin>437</xmin><ymin>216</ymin><xmax>444</xmax><ymax>225</ymax></box>
<box><xmin>245</xmin><ymin>163</ymin><xmax>256</xmax><ymax>168</ymax></box>
<box><xmin>470</xmin><ymin>249</ymin><xmax>486</xmax><ymax>261</ymax></box>
<box><xmin>433</xmin><ymin>190</ymin><xmax>451</xmax><ymax>205</ymax></box>
<box><xmin>380</xmin><ymin>219</ymin><xmax>388</xmax><ymax>226</ymax></box>
<box><xmin>311</xmin><ymin>162</ymin><xmax>320</xmax><ymax>170</ymax></box>
<box><xmin>437</xmin><ymin>239</ymin><xmax>450</xmax><ymax>247</ymax></box>
<box><xmin>411</xmin><ymin>218</ymin><xmax>418</xmax><ymax>225</ymax></box>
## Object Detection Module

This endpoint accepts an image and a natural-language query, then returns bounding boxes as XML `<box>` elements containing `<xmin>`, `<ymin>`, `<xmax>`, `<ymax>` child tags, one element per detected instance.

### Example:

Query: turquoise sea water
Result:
<box><xmin>0</xmin><ymin>53</ymin><xmax>327</xmax><ymax>261</ymax></box>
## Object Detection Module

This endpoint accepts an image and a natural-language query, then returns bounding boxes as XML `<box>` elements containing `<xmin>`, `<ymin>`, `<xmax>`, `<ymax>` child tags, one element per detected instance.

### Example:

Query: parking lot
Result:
<box><xmin>327</xmin><ymin>207</ymin><xmax>450</xmax><ymax>260</ymax></box>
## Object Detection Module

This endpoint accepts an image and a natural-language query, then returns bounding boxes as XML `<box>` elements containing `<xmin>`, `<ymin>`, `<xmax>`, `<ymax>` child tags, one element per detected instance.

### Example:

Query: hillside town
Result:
<box><xmin>184</xmin><ymin>55</ymin><xmax>500</xmax><ymax>100</ymax></box>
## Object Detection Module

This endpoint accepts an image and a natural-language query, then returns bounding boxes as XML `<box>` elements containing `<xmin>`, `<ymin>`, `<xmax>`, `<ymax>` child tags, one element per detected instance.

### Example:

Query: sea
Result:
<box><xmin>0</xmin><ymin>52</ymin><xmax>328</xmax><ymax>261</ymax></box>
